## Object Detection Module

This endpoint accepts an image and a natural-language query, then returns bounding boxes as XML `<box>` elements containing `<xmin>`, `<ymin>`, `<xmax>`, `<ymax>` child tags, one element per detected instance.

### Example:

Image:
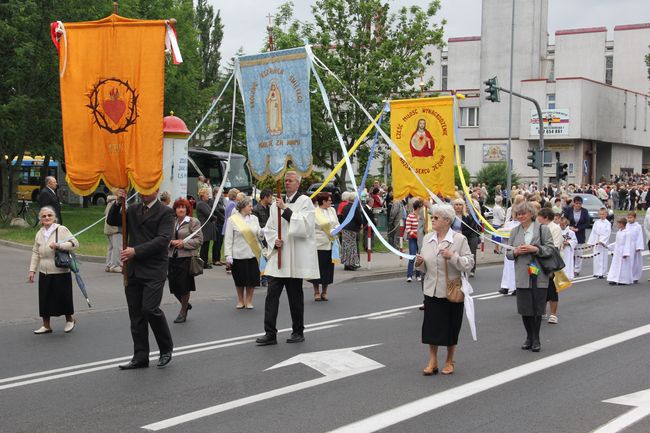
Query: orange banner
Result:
<box><xmin>55</xmin><ymin>14</ymin><xmax>167</xmax><ymax>195</ymax></box>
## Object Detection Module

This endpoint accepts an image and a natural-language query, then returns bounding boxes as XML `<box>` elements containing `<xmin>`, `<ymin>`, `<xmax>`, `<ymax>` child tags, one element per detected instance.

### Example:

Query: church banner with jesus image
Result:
<box><xmin>390</xmin><ymin>97</ymin><xmax>456</xmax><ymax>199</ymax></box>
<box><xmin>235</xmin><ymin>47</ymin><xmax>312</xmax><ymax>180</ymax></box>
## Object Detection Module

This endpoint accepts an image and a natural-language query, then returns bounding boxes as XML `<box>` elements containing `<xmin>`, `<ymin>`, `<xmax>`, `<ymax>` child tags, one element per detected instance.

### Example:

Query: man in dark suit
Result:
<box><xmin>563</xmin><ymin>196</ymin><xmax>590</xmax><ymax>276</ymax></box>
<box><xmin>38</xmin><ymin>176</ymin><xmax>63</xmax><ymax>223</ymax></box>
<box><xmin>107</xmin><ymin>188</ymin><xmax>175</xmax><ymax>370</ymax></box>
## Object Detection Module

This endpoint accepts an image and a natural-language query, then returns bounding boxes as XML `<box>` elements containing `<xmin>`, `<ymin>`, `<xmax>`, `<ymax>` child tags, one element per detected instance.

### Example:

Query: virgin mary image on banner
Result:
<box><xmin>410</xmin><ymin>118</ymin><xmax>435</xmax><ymax>157</ymax></box>
<box><xmin>266</xmin><ymin>79</ymin><xmax>283</xmax><ymax>136</ymax></box>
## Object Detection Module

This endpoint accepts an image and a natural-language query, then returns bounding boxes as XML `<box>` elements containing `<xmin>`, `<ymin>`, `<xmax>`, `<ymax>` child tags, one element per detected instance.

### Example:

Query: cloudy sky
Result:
<box><xmin>210</xmin><ymin>0</ymin><xmax>650</xmax><ymax>64</ymax></box>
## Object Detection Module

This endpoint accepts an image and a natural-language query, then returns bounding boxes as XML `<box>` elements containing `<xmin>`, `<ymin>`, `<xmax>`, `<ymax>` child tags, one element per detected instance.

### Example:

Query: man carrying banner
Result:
<box><xmin>108</xmin><ymin>188</ymin><xmax>175</xmax><ymax>369</ymax></box>
<box><xmin>256</xmin><ymin>171</ymin><xmax>319</xmax><ymax>346</ymax></box>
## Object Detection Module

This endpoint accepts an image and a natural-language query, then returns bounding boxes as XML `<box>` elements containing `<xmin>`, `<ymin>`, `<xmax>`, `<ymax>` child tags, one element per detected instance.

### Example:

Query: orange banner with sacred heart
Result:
<box><xmin>390</xmin><ymin>96</ymin><xmax>456</xmax><ymax>199</ymax></box>
<box><xmin>52</xmin><ymin>14</ymin><xmax>180</xmax><ymax>195</ymax></box>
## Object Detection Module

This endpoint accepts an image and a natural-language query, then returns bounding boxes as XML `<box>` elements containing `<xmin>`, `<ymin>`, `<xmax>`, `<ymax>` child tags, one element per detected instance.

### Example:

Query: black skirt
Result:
<box><xmin>422</xmin><ymin>295</ymin><xmax>464</xmax><ymax>346</ymax></box>
<box><xmin>232</xmin><ymin>257</ymin><xmax>260</xmax><ymax>287</ymax></box>
<box><xmin>38</xmin><ymin>272</ymin><xmax>73</xmax><ymax>317</ymax></box>
<box><xmin>309</xmin><ymin>249</ymin><xmax>334</xmax><ymax>285</ymax></box>
<box><xmin>168</xmin><ymin>257</ymin><xmax>196</xmax><ymax>296</ymax></box>
<box><xmin>517</xmin><ymin>286</ymin><xmax>547</xmax><ymax>316</ymax></box>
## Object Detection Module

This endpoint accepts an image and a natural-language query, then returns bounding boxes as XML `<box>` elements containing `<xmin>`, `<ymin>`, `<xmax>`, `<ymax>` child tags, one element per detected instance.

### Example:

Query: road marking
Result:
<box><xmin>327</xmin><ymin>323</ymin><xmax>650</xmax><ymax>433</ymax></box>
<box><xmin>0</xmin><ymin>305</ymin><xmax>422</xmax><ymax>390</ymax></box>
<box><xmin>472</xmin><ymin>291</ymin><xmax>500</xmax><ymax>299</ymax></box>
<box><xmin>141</xmin><ymin>345</ymin><xmax>384</xmax><ymax>431</ymax></box>
<box><xmin>367</xmin><ymin>312</ymin><xmax>410</xmax><ymax>320</ymax></box>
<box><xmin>593</xmin><ymin>389</ymin><xmax>650</xmax><ymax>433</ymax></box>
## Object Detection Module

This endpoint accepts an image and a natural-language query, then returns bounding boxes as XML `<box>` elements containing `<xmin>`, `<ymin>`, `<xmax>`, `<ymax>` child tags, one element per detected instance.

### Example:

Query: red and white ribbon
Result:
<box><xmin>50</xmin><ymin>21</ymin><xmax>68</xmax><ymax>78</ymax></box>
<box><xmin>165</xmin><ymin>22</ymin><xmax>183</xmax><ymax>64</ymax></box>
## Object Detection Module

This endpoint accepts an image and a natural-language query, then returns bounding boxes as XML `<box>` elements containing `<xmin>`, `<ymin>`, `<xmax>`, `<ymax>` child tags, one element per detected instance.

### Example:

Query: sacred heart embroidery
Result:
<box><xmin>87</xmin><ymin>77</ymin><xmax>138</xmax><ymax>134</ymax></box>
<box><xmin>103</xmin><ymin>88</ymin><xmax>126</xmax><ymax>124</ymax></box>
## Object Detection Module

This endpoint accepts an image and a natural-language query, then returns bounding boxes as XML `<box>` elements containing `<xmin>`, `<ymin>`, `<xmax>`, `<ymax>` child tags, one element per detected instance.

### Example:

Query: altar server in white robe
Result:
<box><xmin>498</xmin><ymin>220</ymin><xmax>520</xmax><ymax>295</ymax></box>
<box><xmin>587</xmin><ymin>208</ymin><xmax>612</xmax><ymax>279</ymax></box>
<box><xmin>559</xmin><ymin>217</ymin><xmax>578</xmax><ymax>280</ymax></box>
<box><xmin>256</xmin><ymin>171</ymin><xmax>319</xmax><ymax>346</ymax></box>
<box><xmin>626</xmin><ymin>212</ymin><xmax>645</xmax><ymax>283</ymax></box>
<box><xmin>607</xmin><ymin>218</ymin><xmax>633</xmax><ymax>285</ymax></box>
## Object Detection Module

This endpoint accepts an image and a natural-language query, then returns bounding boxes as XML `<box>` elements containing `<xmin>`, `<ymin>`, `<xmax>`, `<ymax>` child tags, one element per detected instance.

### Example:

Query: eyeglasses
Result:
<box><xmin>40</xmin><ymin>214</ymin><xmax>54</xmax><ymax>218</ymax></box>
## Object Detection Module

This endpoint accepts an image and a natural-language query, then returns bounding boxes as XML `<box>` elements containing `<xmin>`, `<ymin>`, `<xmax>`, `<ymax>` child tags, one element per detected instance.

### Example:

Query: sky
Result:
<box><xmin>210</xmin><ymin>0</ymin><xmax>650</xmax><ymax>64</ymax></box>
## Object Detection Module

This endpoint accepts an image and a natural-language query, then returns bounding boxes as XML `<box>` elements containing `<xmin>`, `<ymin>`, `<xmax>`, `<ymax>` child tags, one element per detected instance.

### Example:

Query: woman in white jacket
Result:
<box><xmin>224</xmin><ymin>197</ymin><xmax>263</xmax><ymax>309</ymax></box>
<box><xmin>28</xmin><ymin>206</ymin><xmax>79</xmax><ymax>334</ymax></box>
<box><xmin>309</xmin><ymin>192</ymin><xmax>340</xmax><ymax>301</ymax></box>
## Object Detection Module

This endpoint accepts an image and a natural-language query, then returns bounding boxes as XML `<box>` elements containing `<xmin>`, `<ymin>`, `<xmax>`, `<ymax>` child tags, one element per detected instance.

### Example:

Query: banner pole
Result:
<box><xmin>121</xmin><ymin>198</ymin><xmax>127</xmax><ymax>287</ymax></box>
<box><xmin>276</xmin><ymin>179</ymin><xmax>282</xmax><ymax>269</ymax></box>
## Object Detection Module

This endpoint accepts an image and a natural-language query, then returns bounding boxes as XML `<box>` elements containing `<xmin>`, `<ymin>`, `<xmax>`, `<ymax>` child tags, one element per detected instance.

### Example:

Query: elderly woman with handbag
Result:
<box><xmin>506</xmin><ymin>201</ymin><xmax>556</xmax><ymax>352</ymax></box>
<box><xmin>168</xmin><ymin>198</ymin><xmax>203</xmax><ymax>323</ymax></box>
<box><xmin>309</xmin><ymin>192</ymin><xmax>340</xmax><ymax>301</ymax></box>
<box><xmin>224</xmin><ymin>197</ymin><xmax>263</xmax><ymax>309</ymax></box>
<box><xmin>415</xmin><ymin>203</ymin><xmax>474</xmax><ymax>376</ymax></box>
<box><xmin>27</xmin><ymin>206</ymin><xmax>79</xmax><ymax>334</ymax></box>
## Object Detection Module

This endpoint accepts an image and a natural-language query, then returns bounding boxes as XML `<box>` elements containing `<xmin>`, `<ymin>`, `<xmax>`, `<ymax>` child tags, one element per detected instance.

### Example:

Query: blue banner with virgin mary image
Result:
<box><xmin>235</xmin><ymin>47</ymin><xmax>313</xmax><ymax>180</ymax></box>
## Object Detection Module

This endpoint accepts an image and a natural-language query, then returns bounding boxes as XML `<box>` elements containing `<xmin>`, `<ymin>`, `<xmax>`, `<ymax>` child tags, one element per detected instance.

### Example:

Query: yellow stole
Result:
<box><xmin>230</xmin><ymin>213</ymin><xmax>262</xmax><ymax>259</ymax></box>
<box><xmin>315</xmin><ymin>208</ymin><xmax>334</xmax><ymax>242</ymax></box>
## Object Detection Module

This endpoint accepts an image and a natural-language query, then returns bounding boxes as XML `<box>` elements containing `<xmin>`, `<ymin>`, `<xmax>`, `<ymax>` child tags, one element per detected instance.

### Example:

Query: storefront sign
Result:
<box><xmin>530</xmin><ymin>109</ymin><xmax>569</xmax><ymax>136</ymax></box>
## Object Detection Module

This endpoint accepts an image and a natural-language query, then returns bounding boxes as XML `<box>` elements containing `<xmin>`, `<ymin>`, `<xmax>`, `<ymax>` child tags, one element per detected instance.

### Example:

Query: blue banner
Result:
<box><xmin>235</xmin><ymin>47</ymin><xmax>312</xmax><ymax>179</ymax></box>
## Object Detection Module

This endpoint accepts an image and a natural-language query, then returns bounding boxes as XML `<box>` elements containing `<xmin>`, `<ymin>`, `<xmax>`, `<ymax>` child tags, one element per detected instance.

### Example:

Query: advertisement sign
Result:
<box><xmin>530</xmin><ymin>109</ymin><xmax>569</xmax><ymax>136</ymax></box>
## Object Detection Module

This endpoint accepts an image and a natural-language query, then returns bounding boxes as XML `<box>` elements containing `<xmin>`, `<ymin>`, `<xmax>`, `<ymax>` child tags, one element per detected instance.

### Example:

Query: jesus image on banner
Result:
<box><xmin>266</xmin><ymin>79</ymin><xmax>283</xmax><ymax>136</ymax></box>
<box><xmin>409</xmin><ymin>118</ymin><xmax>435</xmax><ymax>158</ymax></box>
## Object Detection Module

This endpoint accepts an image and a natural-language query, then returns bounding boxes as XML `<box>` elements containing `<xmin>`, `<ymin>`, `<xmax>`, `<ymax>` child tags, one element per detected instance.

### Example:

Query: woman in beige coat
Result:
<box><xmin>415</xmin><ymin>203</ymin><xmax>474</xmax><ymax>375</ymax></box>
<box><xmin>28</xmin><ymin>206</ymin><xmax>79</xmax><ymax>334</ymax></box>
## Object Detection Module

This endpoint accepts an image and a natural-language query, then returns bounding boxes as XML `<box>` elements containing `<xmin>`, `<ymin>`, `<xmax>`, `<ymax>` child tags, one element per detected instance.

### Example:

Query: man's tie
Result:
<box><xmin>143</xmin><ymin>205</ymin><xmax>149</xmax><ymax>216</ymax></box>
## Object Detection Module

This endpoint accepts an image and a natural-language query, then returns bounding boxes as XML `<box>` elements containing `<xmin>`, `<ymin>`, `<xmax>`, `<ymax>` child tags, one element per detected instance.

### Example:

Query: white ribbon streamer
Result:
<box><xmin>165</xmin><ymin>23</ymin><xmax>183</xmax><ymax>64</ymax></box>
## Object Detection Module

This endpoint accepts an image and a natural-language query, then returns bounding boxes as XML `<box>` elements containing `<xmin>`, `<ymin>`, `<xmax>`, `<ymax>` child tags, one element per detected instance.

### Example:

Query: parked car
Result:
<box><xmin>569</xmin><ymin>193</ymin><xmax>614</xmax><ymax>226</ymax></box>
<box><xmin>306</xmin><ymin>182</ymin><xmax>342</xmax><ymax>204</ymax></box>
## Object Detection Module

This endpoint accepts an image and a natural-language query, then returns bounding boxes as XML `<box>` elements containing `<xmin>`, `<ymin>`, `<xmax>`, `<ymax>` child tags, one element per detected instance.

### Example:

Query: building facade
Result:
<box><xmin>423</xmin><ymin>0</ymin><xmax>650</xmax><ymax>184</ymax></box>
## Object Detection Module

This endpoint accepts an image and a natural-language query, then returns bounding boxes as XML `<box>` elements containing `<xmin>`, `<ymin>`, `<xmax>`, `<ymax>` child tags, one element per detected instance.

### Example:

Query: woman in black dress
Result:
<box><xmin>168</xmin><ymin>198</ymin><xmax>203</xmax><ymax>323</ymax></box>
<box><xmin>28</xmin><ymin>206</ymin><xmax>79</xmax><ymax>334</ymax></box>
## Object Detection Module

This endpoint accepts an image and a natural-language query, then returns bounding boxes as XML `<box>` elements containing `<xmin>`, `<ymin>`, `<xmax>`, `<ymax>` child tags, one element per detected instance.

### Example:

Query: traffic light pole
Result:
<box><xmin>495</xmin><ymin>85</ymin><xmax>545</xmax><ymax>188</ymax></box>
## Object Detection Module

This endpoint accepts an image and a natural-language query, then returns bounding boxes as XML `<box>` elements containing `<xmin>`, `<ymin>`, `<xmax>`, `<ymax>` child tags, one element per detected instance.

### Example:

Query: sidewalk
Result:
<box><xmin>0</xmin><ymin>240</ymin><xmax>505</xmax><ymax>324</ymax></box>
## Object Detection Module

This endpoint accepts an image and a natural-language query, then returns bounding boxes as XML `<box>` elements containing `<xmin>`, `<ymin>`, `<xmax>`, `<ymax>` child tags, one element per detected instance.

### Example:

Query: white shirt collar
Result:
<box><xmin>286</xmin><ymin>191</ymin><xmax>298</xmax><ymax>202</ymax></box>
<box><xmin>145</xmin><ymin>198</ymin><xmax>158</xmax><ymax>209</ymax></box>
<box><xmin>428</xmin><ymin>229</ymin><xmax>455</xmax><ymax>244</ymax></box>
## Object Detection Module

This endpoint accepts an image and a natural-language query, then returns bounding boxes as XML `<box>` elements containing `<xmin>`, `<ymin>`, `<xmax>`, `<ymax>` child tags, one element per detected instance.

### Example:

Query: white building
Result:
<box><xmin>423</xmin><ymin>0</ymin><xmax>650</xmax><ymax>184</ymax></box>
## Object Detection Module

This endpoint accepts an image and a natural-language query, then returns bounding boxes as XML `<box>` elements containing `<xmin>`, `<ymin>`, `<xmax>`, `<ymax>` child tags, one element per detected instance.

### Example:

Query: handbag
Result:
<box><xmin>53</xmin><ymin>227</ymin><xmax>72</xmax><ymax>269</ymax></box>
<box><xmin>189</xmin><ymin>255</ymin><xmax>204</xmax><ymax>277</ymax></box>
<box><xmin>553</xmin><ymin>269</ymin><xmax>573</xmax><ymax>292</ymax></box>
<box><xmin>536</xmin><ymin>225</ymin><xmax>565</xmax><ymax>274</ymax></box>
<box><xmin>444</xmin><ymin>258</ymin><xmax>464</xmax><ymax>303</ymax></box>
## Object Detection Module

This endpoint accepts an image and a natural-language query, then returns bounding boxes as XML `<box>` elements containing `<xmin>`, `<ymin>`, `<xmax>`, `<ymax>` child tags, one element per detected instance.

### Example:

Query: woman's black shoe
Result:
<box><xmin>521</xmin><ymin>339</ymin><xmax>532</xmax><ymax>350</ymax></box>
<box><xmin>173</xmin><ymin>314</ymin><xmax>186</xmax><ymax>323</ymax></box>
<box><xmin>531</xmin><ymin>341</ymin><xmax>541</xmax><ymax>352</ymax></box>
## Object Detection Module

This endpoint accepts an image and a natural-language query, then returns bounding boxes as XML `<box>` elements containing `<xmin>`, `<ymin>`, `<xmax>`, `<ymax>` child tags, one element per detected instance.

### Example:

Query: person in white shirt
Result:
<box><xmin>256</xmin><ymin>171</ymin><xmax>319</xmax><ymax>346</ymax></box>
<box><xmin>559</xmin><ymin>217</ymin><xmax>578</xmax><ymax>281</ymax></box>
<box><xmin>587</xmin><ymin>208</ymin><xmax>612</xmax><ymax>278</ymax></box>
<box><xmin>607</xmin><ymin>218</ymin><xmax>633</xmax><ymax>285</ymax></box>
<box><xmin>224</xmin><ymin>197</ymin><xmax>263</xmax><ymax>309</ymax></box>
<box><xmin>308</xmin><ymin>192</ymin><xmax>340</xmax><ymax>301</ymax></box>
<box><xmin>626</xmin><ymin>212</ymin><xmax>645</xmax><ymax>283</ymax></box>
<box><xmin>491</xmin><ymin>196</ymin><xmax>506</xmax><ymax>254</ymax></box>
<box><xmin>538</xmin><ymin>208</ymin><xmax>564</xmax><ymax>324</ymax></box>
<box><xmin>644</xmin><ymin>208</ymin><xmax>650</xmax><ymax>281</ymax></box>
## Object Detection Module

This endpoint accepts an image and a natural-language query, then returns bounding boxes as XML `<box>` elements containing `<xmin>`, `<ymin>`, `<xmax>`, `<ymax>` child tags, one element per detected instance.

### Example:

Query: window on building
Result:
<box><xmin>547</xmin><ymin>94</ymin><xmax>556</xmax><ymax>109</ymax></box>
<box><xmin>441</xmin><ymin>64</ymin><xmax>448</xmax><ymax>91</ymax></box>
<box><xmin>460</xmin><ymin>107</ymin><xmax>479</xmax><ymax>127</ymax></box>
<box><xmin>459</xmin><ymin>145</ymin><xmax>465</xmax><ymax>164</ymax></box>
<box><xmin>605</xmin><ymin>55</ymin><xmax>613</xmax><ymax>85</ymax></box>
<box><xmin>548</xmin><ymin>60</ymin><xmax>555</xmax><ymax>81</ymax></box>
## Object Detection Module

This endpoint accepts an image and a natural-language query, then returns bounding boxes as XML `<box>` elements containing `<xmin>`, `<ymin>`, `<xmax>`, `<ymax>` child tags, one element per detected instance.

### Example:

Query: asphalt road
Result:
<box><xmin>2</xmin><ymin>242</ymin><xmax>650</xmax><ymax>433</ymax></box>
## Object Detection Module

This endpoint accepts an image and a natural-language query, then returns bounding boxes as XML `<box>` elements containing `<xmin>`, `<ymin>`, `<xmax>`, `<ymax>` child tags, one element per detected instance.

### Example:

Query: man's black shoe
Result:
<box><xmin>286</xmin><ymin>333</ymin><xmax>305</xmax><ymax>343</ymax></box>
<box><xmin>203</xmin><ymin>263</ymin><xmax>213</xmax><ymax>269</ymax></box>
<box><xmin>498</xmin><ymin>288</ymin><xmax>509</xmax><ymax>295</ymax></box>
<box><xmin>157</xmin><ymin>352</ymin><xmax>172</xmax><ymax>368</ymax></box>
<box><xmin>118</xmin><ymin>360</ymin><xmax>149</xmax><ymax>370</ymax></box>
<box><xmin>256</xmin><ymin>334</ymin><xmax>277</xmax><ymax>346</ymax></box>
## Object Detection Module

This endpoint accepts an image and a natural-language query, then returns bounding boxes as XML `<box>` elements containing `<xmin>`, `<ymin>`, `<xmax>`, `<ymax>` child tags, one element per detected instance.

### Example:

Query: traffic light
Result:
<box><xmin>484</xmin><ymin>76</ymin><xmax>500</xmax><ymax>102</ymax></box>
<box><xmin>554</xmin><ymin>151</ymin><xmax>568</xmax><ymax>181</ymax></box>
<box><xmin>527</xmin><ymin>149</ymin><xmax>541</xmax><ymax>170</ymax></box>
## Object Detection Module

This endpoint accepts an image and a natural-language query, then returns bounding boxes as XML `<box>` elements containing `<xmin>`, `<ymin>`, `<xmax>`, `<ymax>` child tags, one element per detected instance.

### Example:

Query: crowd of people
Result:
<box><xmin>25</xmin><ymin>171</ymin><xmax>650</xmax><ymax>377</ymax></box>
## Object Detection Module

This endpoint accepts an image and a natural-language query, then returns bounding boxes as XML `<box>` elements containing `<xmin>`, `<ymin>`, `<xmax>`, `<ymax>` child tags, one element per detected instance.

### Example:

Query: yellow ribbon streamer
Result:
<box><xmin>309</xmin><ymin>110</ymin><xmax>383</xmax><ymax>199</ymax></box>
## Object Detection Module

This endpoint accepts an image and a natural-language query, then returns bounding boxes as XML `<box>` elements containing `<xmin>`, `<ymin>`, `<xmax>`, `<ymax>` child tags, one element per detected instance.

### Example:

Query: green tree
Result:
<box><xmin>269</xmin><ymin>1</ymin><xmax>445</xmax><ymax>190</ymax></box>
<box><xmin>475</xmin><ymin>162</ymin><xmax>520</xmax><ymax>203</ymax></box>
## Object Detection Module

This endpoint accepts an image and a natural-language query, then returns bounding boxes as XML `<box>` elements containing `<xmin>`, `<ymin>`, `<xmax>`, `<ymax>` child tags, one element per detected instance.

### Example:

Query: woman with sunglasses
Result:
<box><xmin>27</xmin><ymin>206</ymin><xmax>79</xmax><ymax>334</ymax></box>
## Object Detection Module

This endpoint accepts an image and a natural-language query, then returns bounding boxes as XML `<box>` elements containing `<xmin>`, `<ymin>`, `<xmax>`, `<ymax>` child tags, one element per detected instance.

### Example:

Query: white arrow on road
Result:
<box><xmin>592</xmin><ymin>389</ymin><xmax>650</xmax><ymax>433</ymax></box>
<box><xmin>141</xmin><ymin>344</ymin><xmax>383</xmax><ymax>431</ymax></box>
